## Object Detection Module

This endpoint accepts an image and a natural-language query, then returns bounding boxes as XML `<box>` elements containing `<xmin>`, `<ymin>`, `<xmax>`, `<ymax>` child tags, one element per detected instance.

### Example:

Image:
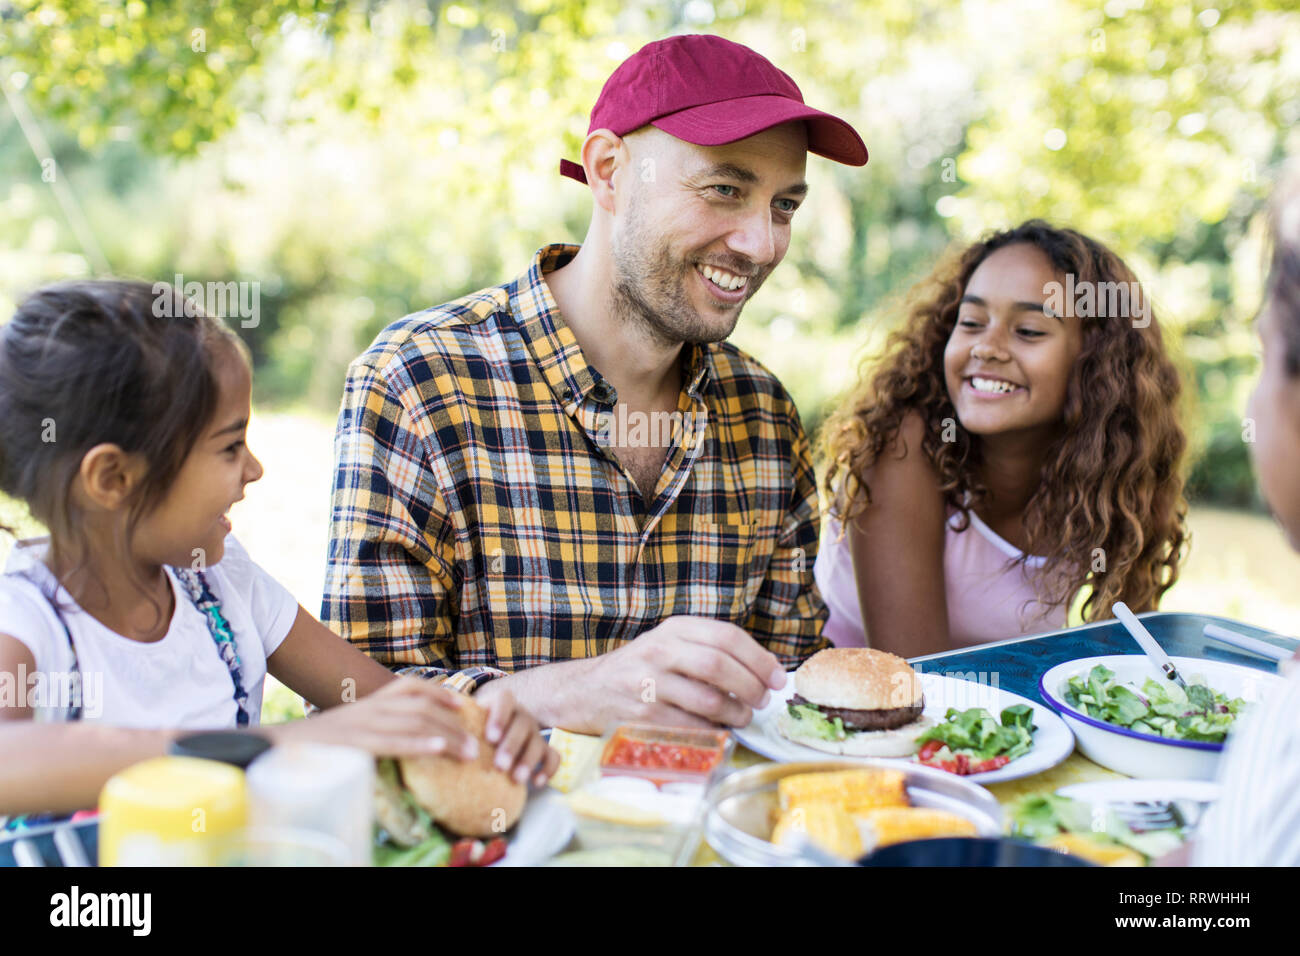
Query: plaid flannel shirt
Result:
<box><xmin>321</xmin><ymin>244</ymin><xmax>828</xmax><ymax>693</ymax></box>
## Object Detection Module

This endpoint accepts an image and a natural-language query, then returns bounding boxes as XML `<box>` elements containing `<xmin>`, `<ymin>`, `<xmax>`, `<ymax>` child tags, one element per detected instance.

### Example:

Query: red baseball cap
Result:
<box><xmin>559</xmin><ymin>34</ymin><xmax>868</xmax><ymax>184</ymax></box>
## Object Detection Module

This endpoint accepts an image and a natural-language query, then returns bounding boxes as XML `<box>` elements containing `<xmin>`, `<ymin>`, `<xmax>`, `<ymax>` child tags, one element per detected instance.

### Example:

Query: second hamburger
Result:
<box><xmin>777</xmin><ymin>648</ymin><xmax>935</xmax><ymax>757</ymax></box>
<box><xmin>374</xmin><ymin>698</ymin><xmax>528</xmax><ymax>842</ymax></box>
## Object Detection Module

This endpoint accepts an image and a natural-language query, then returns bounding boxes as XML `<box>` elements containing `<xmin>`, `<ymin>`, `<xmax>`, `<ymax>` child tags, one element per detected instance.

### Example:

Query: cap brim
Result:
<box><xmin>560</xmin><ymin>94</ymin><xmax>867</xmax><ymax>184</ymax></box>
<box><xmin>650</xmin><ymin>94</ymin><xmax>867</xmax><ymax>167</ymax></box>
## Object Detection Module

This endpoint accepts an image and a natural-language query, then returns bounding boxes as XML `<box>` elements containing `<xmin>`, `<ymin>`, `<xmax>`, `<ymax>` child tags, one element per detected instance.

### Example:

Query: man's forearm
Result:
<box><xmin>475</xmin><ymin>656</ymin><xmax>601</xmax><ymax>732</ymax></box>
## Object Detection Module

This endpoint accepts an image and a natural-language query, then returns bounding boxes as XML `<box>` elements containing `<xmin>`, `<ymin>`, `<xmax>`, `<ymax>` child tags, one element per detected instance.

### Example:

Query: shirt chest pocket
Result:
<box><xmin>685</xmin><ymin>516</ymin><xmax>760</xmax><ymax>622</ymax></box>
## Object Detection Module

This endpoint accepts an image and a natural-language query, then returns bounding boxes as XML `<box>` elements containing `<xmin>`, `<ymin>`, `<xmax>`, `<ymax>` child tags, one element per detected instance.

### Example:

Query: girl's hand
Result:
<box><xmin>476</xmin><ymin>681</ymin><xmax>561</xmax><ymax>787</ymax></box>
<box><xmin>266</xmin><ymin>677</ymin><xmax>480</xmax><ymax>760</ymax></box>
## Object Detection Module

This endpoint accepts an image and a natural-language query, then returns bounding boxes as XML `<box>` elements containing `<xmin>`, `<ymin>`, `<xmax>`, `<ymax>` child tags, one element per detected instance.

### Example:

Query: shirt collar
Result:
<box><xmin>510</xmin><ymin>243</ymin><xmax>716</xmax><ymax>408</ymax></box>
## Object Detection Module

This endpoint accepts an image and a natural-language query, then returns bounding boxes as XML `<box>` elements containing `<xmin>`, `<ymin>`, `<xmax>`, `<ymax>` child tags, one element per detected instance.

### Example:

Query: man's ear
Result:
<box><xmin>581</xmin><ymin>129</ymin><xmax>627</xmax><ymax>214</ymax></box>
<box><xmin>77</xmin><ymin>444</ymin><xmax>146</xmax><ymax>511</ymax></box>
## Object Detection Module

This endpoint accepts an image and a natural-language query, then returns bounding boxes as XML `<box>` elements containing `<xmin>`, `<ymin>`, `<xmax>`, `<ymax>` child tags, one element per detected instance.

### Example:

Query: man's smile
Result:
<box><xmin>693</xmin><ymin>262</ymin><xmax>751</xmax><ymax>306</ymax></box>
<box><xmin>695</xmin><ymin>262</ymin><xmax>749</xmax><ymax>291</ymax></box>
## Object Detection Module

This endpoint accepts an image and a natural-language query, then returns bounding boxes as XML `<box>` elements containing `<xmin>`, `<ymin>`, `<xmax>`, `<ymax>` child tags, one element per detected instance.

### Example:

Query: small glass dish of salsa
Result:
<box><xmin>598</xmin><ymin>724</ymin><xmax>734</xmax><ymax>787</ymax></box>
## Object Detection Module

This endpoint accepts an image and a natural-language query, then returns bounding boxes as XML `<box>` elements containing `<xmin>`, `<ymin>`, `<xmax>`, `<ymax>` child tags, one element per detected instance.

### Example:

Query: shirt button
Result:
<box><xmin>561</xmin><ymin>387</ymin><xmax>574</xmax><ymax>402</ymax></box>
<box><xmin>592</xmin><ymin>381</ymin><xmax>616</xmax><ymax>404</ymax></box>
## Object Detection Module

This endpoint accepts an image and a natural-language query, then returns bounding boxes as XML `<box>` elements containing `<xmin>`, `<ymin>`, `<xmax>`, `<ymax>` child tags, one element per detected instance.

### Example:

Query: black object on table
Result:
<box><xmin>857</xmin><ymin>836</ymin><xmax>1093</xmax><ymax>866</ymax></box>
<box><xmin>169</xmin><ymin>730</ymin><xmax>272</xmax><ymax>768</ymax></box>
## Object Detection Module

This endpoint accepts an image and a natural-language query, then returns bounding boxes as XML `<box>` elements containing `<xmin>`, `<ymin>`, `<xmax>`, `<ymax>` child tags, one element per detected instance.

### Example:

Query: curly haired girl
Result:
<box><xmin>815</xmin><ymin>220</ymin><xmax>1188</xmax><ymax>655</ymax></box>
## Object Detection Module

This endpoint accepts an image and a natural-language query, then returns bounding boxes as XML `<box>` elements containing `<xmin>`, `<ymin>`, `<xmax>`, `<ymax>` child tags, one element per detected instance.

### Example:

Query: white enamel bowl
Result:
<box><xmin>1038</xmin><ymin>655</ymin><xmax>1281</xmax><ymax>780</ymax></box>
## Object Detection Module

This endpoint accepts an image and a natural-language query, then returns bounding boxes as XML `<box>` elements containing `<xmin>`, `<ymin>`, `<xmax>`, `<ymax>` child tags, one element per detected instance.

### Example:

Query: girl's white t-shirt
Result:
<box><xmin>0</xmin><ymin>534</ymin><xmax>298</xmax><ymax>727</ymax></box>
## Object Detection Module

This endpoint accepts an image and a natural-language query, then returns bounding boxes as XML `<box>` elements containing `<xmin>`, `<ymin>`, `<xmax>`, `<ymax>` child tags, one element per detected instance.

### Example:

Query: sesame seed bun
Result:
<box><xmin>398</xmin><ymin>699</ymin><xmax>527</xmax><ymax>838</ymax></box>
<box><xmin>794</xmin><ymin>648</ymin><xmax>924</xmax><ymax>710</ymax></box>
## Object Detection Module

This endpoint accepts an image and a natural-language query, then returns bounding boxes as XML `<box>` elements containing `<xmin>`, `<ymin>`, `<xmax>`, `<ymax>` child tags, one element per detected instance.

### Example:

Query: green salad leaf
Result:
<box><xmin>915</xmin><ymin>705</ymin><xmax>1037</xmax><ymax>761</ymax></box>
<box><xmin>786</xmin><ymin>702</ymin><xmax>848</xmax><ymax>741</ymax></box>
<box><xmin>373</xmin><ymin>757</ymin><xmax>451</xmax><ymax>866</ymax></box>
<box><xmin>373</xmin><ymin>829</ymin><xmax>451</xmax><ymax>867</ymax></box>
<box><xmin>1062</xmin><ymin>665</ymin><xmax>1244</xmax><ymax>743</ymax></box>
<box><xmin>1010</xmin><ymin>793</ymin><xmax>1185</xmax><ymax>861</ymax></box>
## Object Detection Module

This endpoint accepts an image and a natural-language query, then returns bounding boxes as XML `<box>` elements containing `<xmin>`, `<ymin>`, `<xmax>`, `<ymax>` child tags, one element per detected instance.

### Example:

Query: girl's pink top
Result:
<box><xmin>814</xmin><ymin>507</ymin><xmax>1069</xmax><ymax>650</ymax></box>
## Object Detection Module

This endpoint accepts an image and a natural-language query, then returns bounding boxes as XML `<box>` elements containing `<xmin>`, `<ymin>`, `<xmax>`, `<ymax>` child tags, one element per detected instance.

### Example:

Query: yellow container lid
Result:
<box><xmin>99</xmin><ymin>756</ymin><xmax>248</xmax><ymax>866</ymax></box>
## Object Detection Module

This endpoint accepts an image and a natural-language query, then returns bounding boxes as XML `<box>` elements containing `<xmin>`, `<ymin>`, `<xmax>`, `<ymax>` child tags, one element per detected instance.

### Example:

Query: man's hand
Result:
<box><xmin>571</xmin><ymin>616</ymin><xmax>787</xmax><ymax>733</ymax></box>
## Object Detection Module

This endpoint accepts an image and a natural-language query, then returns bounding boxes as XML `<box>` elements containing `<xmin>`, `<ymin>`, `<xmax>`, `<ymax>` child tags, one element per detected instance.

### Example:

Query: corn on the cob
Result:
<box><xmin>778</xmin><ymin>768</ymin><xmax>909</xmax><ymax>814</ymax></box>
<box><xmin>771</xmin><ymin>803</ymin><xmax>863</xmax><ymax>859</ymax></box>
<box><xmin>858</xmin><ymin>807</ymin><xmax>977</xmax><ymax>847</ymax></box>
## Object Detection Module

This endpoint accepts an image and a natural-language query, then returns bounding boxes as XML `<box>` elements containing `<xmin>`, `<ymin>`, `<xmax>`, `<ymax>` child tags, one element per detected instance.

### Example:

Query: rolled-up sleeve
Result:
<box><xmin>320</xmin><ymin>358</ymin><xmax>506</xmax><ymax>694</ymax></box>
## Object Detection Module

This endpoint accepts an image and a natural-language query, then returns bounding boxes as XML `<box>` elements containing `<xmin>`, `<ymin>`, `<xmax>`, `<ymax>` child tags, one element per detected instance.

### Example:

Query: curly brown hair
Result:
<box><xmin>817</xmin><ymin>220</ymin><xmax>1188</xmax><ymax>622</ymax></box>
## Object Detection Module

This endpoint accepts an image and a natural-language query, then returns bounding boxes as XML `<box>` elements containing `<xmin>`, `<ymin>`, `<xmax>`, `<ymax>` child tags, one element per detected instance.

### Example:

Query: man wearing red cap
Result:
<box><xmin>323</xmin><ymin>35</ymin><xmax>868</xmax><ymax>746</ymax></box>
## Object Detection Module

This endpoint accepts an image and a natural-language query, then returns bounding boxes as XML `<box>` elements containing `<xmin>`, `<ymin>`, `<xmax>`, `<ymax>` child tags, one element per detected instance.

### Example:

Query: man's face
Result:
<box><xmin>609</xmin><ymin>122</ymin><xmax>809</xmax><ymax>346</ymax></box>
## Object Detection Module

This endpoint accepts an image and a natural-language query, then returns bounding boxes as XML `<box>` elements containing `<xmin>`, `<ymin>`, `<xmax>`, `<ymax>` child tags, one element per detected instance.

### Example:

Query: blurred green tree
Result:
<box><xmin>2</xmin><ymin>0</ymin><xmax>1297</xmax><ymax>503</ymax></box>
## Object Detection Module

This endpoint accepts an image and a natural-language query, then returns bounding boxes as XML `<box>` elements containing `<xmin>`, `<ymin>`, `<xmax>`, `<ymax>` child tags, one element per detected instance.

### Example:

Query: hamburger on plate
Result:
<box><xmin>374</xmin><ymin>698</ymin><xmax>527</xmax><ymax>843</ymax></box>
<box><xmin>777</xmin><ymin>648</ymin><xmax>935</xmax><ymax>756</ymax></box>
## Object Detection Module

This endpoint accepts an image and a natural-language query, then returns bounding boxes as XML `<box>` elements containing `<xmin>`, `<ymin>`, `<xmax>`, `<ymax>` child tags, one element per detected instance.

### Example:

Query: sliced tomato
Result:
<box><xmin>447</xmin><ymin>836</ymin><xmax>508</xmax><ymax>867</ymax></box>
<box><xmin>919</xmin><ymin>756</ymin><xmax>960</xmax><ymax>773</ymax></box>
<box><xmin>452</xmin><ymin>837</ymin><xmax>483</xmax><ymax>868</ymax></box>
<box><xmin>918</xmin><ymin>751</ymin><xmax>1012</xmax><ymax>775</ymax></box>
<box><xmin>917</xmin><ymin>740</ymin><xmax>946</xmax><ymax>762</ymax></box>
<box><xmin>478</xmin><ymin>838</ymin><xmax>507</xmax><ymax>866</ymax></box>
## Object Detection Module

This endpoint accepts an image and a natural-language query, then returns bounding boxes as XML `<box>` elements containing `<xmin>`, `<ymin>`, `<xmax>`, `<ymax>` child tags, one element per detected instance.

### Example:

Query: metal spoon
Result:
<box><xmin>1112</xmin><ymin>602</ymin><xmax>1187</xmax><ymax>690</ymax></box>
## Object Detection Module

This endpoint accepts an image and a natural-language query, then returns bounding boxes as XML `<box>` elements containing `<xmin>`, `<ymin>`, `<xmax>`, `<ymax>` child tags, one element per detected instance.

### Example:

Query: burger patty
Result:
<box><xmin>790</xmin><ymin>694</ymin><xmax>925</xmax><ymax>732</ymax></box>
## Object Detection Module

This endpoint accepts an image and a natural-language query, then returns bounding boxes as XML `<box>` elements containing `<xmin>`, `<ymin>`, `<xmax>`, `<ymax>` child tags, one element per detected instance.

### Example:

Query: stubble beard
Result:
<box><xmin>609</xmin><ymin>202</ymin><xmax>753</xmax><ymax>349</ymax></box>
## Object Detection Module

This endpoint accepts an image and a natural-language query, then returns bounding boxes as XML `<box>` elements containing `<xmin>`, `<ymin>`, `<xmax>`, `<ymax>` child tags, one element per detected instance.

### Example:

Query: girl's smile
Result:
<box><xmin>962</xmin><ymin>374</ymin><xmax>1028</xmax><ymax>398</ymax></box>
<box><xmin>944</xmin><ymin>243</ymin><xmax>1081</xmax><ymax>438</ymax></box>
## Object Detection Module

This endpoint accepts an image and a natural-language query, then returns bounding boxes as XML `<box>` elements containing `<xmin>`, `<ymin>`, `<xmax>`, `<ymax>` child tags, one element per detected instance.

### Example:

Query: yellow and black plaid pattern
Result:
<box><xmin>321</xmin><ymin>244</ymin><xmax>829</xmax><ymax>693</ymax></box>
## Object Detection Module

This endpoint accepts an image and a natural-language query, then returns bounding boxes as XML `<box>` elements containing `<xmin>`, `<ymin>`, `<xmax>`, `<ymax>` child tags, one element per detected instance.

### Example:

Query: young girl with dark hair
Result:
<box><xmin>815</xmin><ymin>221</ymin><xmax>1189</xmax><ymax>655</ymax></box>
<box><xmin>0</xmin><ymin>280</ymin><xmax>556</xmax><ymax>818</ymax></box>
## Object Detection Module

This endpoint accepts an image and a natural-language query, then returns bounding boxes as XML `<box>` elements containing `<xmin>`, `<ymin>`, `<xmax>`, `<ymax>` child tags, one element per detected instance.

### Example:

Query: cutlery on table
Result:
<box><xmin>1113</xmin><ymin>602</ymin><xmax>1187</xmax><ymax>689</ymax></box>
<box><xmin>1109</xmin><ymin>799</ymin><xmax>1210</xmax><ymax>833</ymax></box>
<box><xmin>1202</xmin><ymin>623</ymin><xmax>1292</xmax><ymax>663</ymax></box>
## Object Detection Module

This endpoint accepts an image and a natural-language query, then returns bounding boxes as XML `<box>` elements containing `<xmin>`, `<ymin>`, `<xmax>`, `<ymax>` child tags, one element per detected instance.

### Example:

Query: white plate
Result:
<box><xmin>735</xmin><ymin>673</ymin><xmax>1075</xmax><ymax>784</ymax></box>
<box><xmin>490</xmin><ymin>789</ymin><xmax>576</xmax><ymax>867</ymax></box>
<box><xmin>1039</xmin><ymin>655</ymin><xmax>1281</xmax><ymax>781</ymax></box>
